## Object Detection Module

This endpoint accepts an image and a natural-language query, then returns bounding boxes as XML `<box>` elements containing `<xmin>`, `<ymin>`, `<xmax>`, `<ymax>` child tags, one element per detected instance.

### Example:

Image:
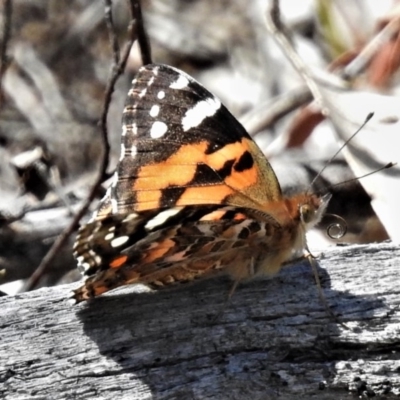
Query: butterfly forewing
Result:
<box><xmin>115</xmin><ymin>64</ymin><xmax>282</xmax><ymax>213</ymax></box>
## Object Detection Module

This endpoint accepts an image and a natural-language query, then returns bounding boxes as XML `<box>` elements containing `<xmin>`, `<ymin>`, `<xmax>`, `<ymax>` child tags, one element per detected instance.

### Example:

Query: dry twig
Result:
<box><xmin>342</xmin><ymin>15</ymin><xmax>400</xmax><ymax>80</ymax></box>
<box><xmin>265</xmin><ymin>0</ymin><xmax>324</xmax><ymax>107</ymax></box>
<box><xmin>241</xmin><ymin>85</ymin><xmax>312</xmax><ymax>136</ymax></box>
<box><xmin>130</xmin><ymin>0</ymin><xmax>152</xmax><ymax>65</ymax></box>
<box><xmin>104</xmin><ymin>0</ymin><xmax>121</xmax><ymax>65</ymax></box>
<box><xmin>21</xmin><ymin>1</ymin><xmax>145</xmax><ymax>292</ymax></box>
<box><xmin>0</xmin><ymin>0</ymin><xmax>12</xmax><ymax>109</ymax></box>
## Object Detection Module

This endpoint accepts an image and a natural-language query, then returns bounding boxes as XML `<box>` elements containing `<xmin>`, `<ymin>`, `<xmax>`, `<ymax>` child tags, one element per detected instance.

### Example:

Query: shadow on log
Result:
<box><xmin>1</xmin><ymin>242</ymin><xmax>400</xmax><ymax>399</ymax></box>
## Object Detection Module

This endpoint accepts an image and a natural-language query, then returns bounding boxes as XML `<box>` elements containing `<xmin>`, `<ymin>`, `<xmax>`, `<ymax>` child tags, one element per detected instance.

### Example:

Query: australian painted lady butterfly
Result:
<box><xmin>72</xmin><ymin>64</ymin><xmax>329</xmax><ymax>302</ymax></box>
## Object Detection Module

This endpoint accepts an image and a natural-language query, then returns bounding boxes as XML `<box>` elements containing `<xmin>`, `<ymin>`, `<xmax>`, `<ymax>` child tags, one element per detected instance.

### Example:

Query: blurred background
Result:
<box><xmin>1</xmin><ymin>0</ymin><xmax>399</xmax><ymax>295</ymax></box>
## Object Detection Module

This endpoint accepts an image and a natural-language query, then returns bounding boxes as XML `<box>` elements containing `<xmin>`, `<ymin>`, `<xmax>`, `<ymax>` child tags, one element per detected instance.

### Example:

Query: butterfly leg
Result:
<box><xmin>210</xmin><ymin>275</ymin><xmax>243</xmax><ymax>321</ymax></box>
<box><xmin>281</xmin><ymin>254</ymin><xmax>308</xmax><ymax>268</ymax></box>
<box><xmin>279</xmin><ymin>249</ymin><xmax>349</xmax><ymax>329</ymax></box>
<box><xmin>227</xmin><ymin>256</ymin><xmax>255</xmax><ymax>298</ymax></box>
<box><xmin>204</xmin><ymin>256</ymin><xmax>255</xmax><ymax>323</ymax></box>
<box><xmin>306</xmin><ymin>251</ymin><xmax>349</xmax><ymax>330</ymax></box>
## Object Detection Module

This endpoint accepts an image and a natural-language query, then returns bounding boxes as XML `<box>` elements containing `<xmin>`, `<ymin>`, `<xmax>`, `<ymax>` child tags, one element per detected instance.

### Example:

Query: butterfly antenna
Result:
<box><xmin>308</xmin><ymin>112</ymin><xmax>374</xmax><ymax>193</ymax></box>
<box><xmin>326</xmin><ymin>162</ymin><xmax>395</xmax><ymax>192</ymax></box>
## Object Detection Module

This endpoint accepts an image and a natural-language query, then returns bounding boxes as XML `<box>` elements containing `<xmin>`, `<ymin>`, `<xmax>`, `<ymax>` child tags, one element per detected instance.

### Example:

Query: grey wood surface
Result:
<box><xmin>1</xmin><ymin>242</ymin><xmax>400</xmax><ymax>399</ymax></box>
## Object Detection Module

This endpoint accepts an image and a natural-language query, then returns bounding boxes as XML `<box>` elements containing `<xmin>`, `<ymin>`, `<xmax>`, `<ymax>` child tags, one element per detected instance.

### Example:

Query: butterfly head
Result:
<box><xmin>298</xmin><ymin>193</ymin><xmax>331</xmax><ymax>231</ymax></box>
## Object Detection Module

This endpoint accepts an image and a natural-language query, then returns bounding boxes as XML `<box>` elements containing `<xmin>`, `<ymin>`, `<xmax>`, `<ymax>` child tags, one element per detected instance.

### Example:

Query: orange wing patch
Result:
<box><xmin>134</xmin><ymin>142</ymin><xmax>209</xmax><ymax>190</ymax></box>
<box><xmin>133</xmin><ymin>138</ymin><xmax>277</xmax><ymax>211</ymax></box>
<box><xmin>199</xmin><ymin>209</ymin><xmax>247</xmax><ymax>221</ymax></box>
<box><xmin>141</xmin><ymin>238</ymin><xmax>176</xmax><ymax>263</ymax></box>
<box><xmin>110</xmin><ymin>255</ymin><xmax>128</xmax><ymax>268</ymax></box>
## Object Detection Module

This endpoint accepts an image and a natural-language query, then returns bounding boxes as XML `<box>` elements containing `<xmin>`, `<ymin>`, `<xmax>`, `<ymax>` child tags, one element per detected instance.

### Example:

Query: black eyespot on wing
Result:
<box><xmin>160</xmin><ymin>187</ymin><xmax>186</xmax><ymax>208</ymax></box>
<box><xmin>234</xmin><ymin>151</ymin><xmax>254</xmax><ymax>172</ymax></box>
<box><xmin>216</xmin><ymin>159</ymin><xmax>235</xmax><ymax>179</ymax></box>
<box><xmin>238</xmin><ymin>227</ymin><xmax>250</xmax><ymax>239</ymax></box>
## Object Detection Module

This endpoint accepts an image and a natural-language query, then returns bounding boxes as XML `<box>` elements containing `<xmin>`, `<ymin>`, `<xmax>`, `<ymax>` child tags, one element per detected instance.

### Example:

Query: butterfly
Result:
<box><xmin>72</xmin><ymin>64</ymin><xmax>330</xmax><ymax>303</ymax></box>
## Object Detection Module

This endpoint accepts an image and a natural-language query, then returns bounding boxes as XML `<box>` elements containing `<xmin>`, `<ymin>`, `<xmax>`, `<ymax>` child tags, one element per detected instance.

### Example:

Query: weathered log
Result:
<box><xmin>1</xmin><ymin>242</ymin><xmax>400</xmax><ymax>399</ymax></box>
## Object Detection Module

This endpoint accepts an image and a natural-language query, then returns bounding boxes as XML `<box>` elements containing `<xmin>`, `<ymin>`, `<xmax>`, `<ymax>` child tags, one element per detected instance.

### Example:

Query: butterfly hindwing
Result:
<box><xmin>73</xmin><ymin>205</ymin><xmax>294</xmax><ymax>302</ymax></box>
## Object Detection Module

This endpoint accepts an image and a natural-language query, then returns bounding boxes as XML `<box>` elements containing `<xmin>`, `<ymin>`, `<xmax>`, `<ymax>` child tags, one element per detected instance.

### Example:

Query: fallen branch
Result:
<box><xmin>1</xmin><ymin>242</ymin><xmax>400</xmax><ymax>399</ymax></box>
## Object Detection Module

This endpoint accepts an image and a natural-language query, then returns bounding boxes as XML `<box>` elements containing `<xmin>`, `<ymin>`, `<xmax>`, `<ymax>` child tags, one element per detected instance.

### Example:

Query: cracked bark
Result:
<box><xmin>1</xmin><ymin>242</ymin><xmax>400</xmax><ymax>399</ymax></box>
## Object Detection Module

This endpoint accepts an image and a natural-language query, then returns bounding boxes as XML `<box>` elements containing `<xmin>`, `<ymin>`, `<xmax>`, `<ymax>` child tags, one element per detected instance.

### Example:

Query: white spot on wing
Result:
<box><xmin>88</xmin><ymin>250</ymin><xmax>102</xmax><ymax>265</ymax></box>
<box><xmin>145</xmin><ymin>208</ymin><xmax>182</xmax><ymax>230</ymax></box>
<box><xmin>170</xmin><ymin>75</ymin><xmax>189</xmax><ymax>89</ymax></box>
<box><xmin>111</xmin><ymin>194</ymin><xmax>118</xmax><ymax>214</ymax></box>
<box><xmin>100</xmin><ymin>187</ymin><xmax>111</xmax><ymax>203</ymax></box>
<box><xmin>157</xmin><ymin>91</ymin><xmax>165</xmax><ymax>99</ymax></box>
<box><xmin>111</xmin><ymin>172</ymin><xmax>118</xmax><ymax>188</ymax></box>
<box><xmin>131</xmin><ymin>144</ymin><xmax>137</xmax><ymax>158</ymax></box>
<box><xmin>147</xmin><ymin>76</ymin><xmax>155</xmax><ymax>87</ymax></box>
<box><xmin>105</xmin><ymin>232</ymin><xmax>115</xmax><ymax>241</ymax></box>
<box><xmin>119</xmin><ymin>143</ymin><xmax>125</xmax><ymax>161</ymax></box>
<box><xmin>122</xmin><ymin>213</ymin><xmax>138</xmax><ymax>223</ymax></box>
<box><xmin>150</xmin><ymin>121</ymin><xmax>168</xmax><ymax>138</ymax></box>
<box><xmin>150</xmin><ymin>105</ymin><xmax>160</xmax><ymax>118</ymax></box>
<box><xmin>123</xmin><ymin>123</ymin><xmax>138</xmax><ymax>136</ymax></box>
<box><xmin>111</xmin><ymin>236</ymin><xmax>130</xmax><ymax>248</ymax></box>
<box><xmin>139</xmin><ymin>88</ymin><xmax>147</xmax><ymax>98</ymax></box>
<box><xmin>77</xmin><ymin>256</ymin><xmax>85</xmax><ymax>265</ymax></box>
<box><xmin>122</xmin><ymin>124</ymin><xmax>127</xmax><ymax>136</ymax></box>
<box><xmin>182</xmin><ymin>97</ymin><xmax>221</xmax><ymax>131</ymax></box>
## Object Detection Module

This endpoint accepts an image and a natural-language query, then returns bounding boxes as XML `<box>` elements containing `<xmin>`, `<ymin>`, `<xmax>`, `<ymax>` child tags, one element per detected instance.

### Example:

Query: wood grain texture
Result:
<box><xmin>1</xmin><ymin>242</ymin><xmax>400</xmax><ymax>399</ymax></box>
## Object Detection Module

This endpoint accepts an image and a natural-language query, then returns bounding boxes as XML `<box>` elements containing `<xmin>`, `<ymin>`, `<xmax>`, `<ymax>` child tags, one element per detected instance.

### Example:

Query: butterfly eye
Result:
<box><xmin>300</xmin><ymin>204</ymin><xmax>314</xmax><ymax>224</ymax></box>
